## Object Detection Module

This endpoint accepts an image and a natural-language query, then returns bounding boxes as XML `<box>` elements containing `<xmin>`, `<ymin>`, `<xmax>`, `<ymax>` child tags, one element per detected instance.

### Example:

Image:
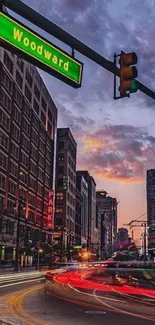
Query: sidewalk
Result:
<box><xmin>0</xmin><ymin>266</ymin><xmax>49</xmax><ymax>274</ymax></box>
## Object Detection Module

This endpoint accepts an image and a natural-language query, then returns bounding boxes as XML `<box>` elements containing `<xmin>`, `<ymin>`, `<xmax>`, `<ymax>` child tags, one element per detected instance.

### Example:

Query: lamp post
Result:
<box><xmin>37</xmin><ymin>248</ymin><xmax>43</xmax><ymax>269</ymax></box>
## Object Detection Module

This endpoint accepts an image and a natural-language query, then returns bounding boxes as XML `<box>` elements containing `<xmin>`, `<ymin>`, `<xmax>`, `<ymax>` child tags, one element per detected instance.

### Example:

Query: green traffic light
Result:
<box><xmin>125</xmin><ymin>80</ymin><xmax>138</xmax><ymax>95</ymax></box>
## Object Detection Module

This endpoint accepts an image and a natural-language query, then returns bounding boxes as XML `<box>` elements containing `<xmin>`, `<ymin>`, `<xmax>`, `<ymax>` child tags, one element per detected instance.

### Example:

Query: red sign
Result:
<box><xmin>47</xmin><ymin>190</ymin><xmax>54</xmax><ymax>229</ymax></box>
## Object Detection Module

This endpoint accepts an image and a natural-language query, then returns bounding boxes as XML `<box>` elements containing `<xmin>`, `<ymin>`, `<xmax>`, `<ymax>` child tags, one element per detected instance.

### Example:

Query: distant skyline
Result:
<box><xmin>10</xmin><ymin>0</ymin><xmax>155</xmax><ymax>241</ymax></box>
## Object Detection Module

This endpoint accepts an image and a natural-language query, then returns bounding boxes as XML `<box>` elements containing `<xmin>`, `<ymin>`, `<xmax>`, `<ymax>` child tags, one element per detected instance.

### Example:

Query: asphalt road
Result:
<box><xmin>0</xmin><ymin>269</ymin><xmax>155</xmax><ymax>325</ymax></box>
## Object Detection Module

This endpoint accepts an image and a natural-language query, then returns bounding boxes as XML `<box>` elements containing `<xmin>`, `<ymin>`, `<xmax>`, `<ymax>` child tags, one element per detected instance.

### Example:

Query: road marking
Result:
<box><xmin>85</xmin><ymin>310</ymin><xmax>106</xmax><ymax>314</ymax></box>
<box><xmin>0</xmin><ymin>278</ymin><xmax>42</xmax><ymax>288</ymax></box>
<box><xmin>93</xmin><ymin>288</ymin><xmax>155</xmax><ymax>322</ymax></box>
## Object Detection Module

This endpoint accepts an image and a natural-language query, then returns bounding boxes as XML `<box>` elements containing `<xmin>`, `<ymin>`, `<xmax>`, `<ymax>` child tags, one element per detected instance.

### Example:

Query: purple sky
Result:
<box><xmin>12</xmin><ymin>0</ymin><xmax>155</xmax><ymax>239</ymax></box>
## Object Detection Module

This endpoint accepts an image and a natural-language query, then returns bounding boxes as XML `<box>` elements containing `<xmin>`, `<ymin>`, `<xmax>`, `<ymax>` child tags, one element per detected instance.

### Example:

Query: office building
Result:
<box><xmin>96</xmin><ymin>191</ymin><xmax>118</xmax><ymax>258</ymax></box>
<box><xmin>54</xmin><ymin>128</ymin><xmax>77</xmax><ymax>248</ymax></box>
<box><xmin>77</xmin><ymin>171</ymin><xmax>97</xmax><ymax>252</ymax></box>
<box><xmin>146</xmin><ymin>169</ymin><xmax>155</xmax><ymax>256</ymax></box>
<box><xmin>76</xmin><ymin>171</ymin><xmax>88</xmax><ymax>246</ymax></box>
<box><xmin>75</xmin><ymin>188</ymin><xmax>83</xmax><ymax>245</ymax></box>
<box><xmin>0</xmin><ymin>46</ymin><xmax>57</xmax><ymax>261</ymax></box>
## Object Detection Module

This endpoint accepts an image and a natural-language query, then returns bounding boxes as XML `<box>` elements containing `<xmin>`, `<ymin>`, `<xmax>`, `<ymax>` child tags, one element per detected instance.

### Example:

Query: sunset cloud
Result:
<box><xmin>78</xmin><ymin>125</ymin><xmax>155</xmax><ymax>183</ymax></box>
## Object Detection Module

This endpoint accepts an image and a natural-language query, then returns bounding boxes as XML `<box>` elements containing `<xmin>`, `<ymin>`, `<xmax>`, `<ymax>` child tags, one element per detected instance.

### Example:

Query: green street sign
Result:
<box><xmin>0</xmin><ymin>11</ymin><xmax>83</xmax><ymax>88</ymax></box>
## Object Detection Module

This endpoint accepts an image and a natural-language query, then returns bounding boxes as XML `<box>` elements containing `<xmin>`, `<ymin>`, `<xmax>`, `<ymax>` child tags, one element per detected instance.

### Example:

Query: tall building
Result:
<box><xmin>54</xmin><ymin>128</ymin><xmax>77</xmax><ymax>249</ymax></box>
<box><xmin>76</xmin><ymin>171</ymin><xmax>97</xmax><ymax>252</ymax></box>
<box><xmin>0</xmin><ymin>47</ymin><xmax>57</xmax><ymax>261</ymax></box>
<box><xmin>117</xmin><ymin>228</ymin><xmax>129</xmax><ymax>249</ymax></box>
<box><xmin>75</xmin><ymin>188</ymin><xmax>83</xmax><ymax>245</ymax></box>
<box><xmin>96</xmin><ymin>191</ymin><xmax>118</xmax><ymax>258</ymax></box>
<box><xmin>146</xmin><ymin>169</ymin><xmax>155</xmax><ymax>256</ymax></box>
<box><xmin>96</xmin><ymin>203</ymin><xmax>101</xmax><ymax>258</ymax></box>
<box><xmin>76</xmin><ymin>171</ymin><xmax>88</xmax><ymax>246</ymax></box>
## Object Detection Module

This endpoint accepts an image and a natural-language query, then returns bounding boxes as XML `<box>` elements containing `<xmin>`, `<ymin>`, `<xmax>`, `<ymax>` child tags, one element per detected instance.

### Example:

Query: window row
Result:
<box><xmin>2</xmin><ymin>69</ymin><xmax>13</xmax><ymax>94</ymax></box>
<box><xmin>1</xmin><ymin>109</ymin><xmax>10</xmax><ymax>131</ymax></box>
<box><xmin>0</xmin><ymin>87</ymin><xmax>12</xmax><ymax>112</ymax></box>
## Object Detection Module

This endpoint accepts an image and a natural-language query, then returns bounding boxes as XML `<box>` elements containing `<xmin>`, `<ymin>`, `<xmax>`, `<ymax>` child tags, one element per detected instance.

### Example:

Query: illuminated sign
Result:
<box><xmin>47</xmin><ymin>190</ymin><xmax>54</xmax><ymax>229</ymax></box>
<box><xmin>0</xmin><ymin>11</ymin><xmax>83</xmax><ymax>88</ymax></box>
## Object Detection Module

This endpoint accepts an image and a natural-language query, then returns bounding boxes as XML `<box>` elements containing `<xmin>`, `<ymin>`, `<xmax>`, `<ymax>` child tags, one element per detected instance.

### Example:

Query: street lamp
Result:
<box><xmin>37</xmin><ymin>248</ymin><xmax>43</xmax><ymax>269</ymax></box>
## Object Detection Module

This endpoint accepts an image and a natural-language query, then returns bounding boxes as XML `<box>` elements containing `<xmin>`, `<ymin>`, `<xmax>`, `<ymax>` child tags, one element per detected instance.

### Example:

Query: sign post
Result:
<box><xmin>0</xmin><ymin>11</ymin><xmax>83</xmax><ymax>88</ymax></box>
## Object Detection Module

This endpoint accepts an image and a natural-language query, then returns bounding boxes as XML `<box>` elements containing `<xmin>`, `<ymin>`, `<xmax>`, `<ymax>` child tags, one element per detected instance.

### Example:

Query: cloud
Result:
<box><xmin>78</xmin><ymin>125</ymin><xmax>155</xmax><ymax>183</ymax></box>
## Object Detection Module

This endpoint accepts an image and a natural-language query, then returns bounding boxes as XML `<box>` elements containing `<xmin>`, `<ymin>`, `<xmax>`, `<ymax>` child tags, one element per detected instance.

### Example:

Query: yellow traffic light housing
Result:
<box><xmin>119</xmin><ymin>51</ymin><xmax>138</xmax><ymax>96</ymax></box>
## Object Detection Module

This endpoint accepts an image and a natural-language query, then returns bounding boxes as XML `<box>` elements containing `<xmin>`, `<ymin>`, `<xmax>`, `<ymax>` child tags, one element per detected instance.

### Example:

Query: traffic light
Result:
<box><xmin>119</xmin><ymin>51</ymin><xmax>138</xmax><ymax>97</ymax></box>
<box><xmin>63</xmin><ymin>176</ymin><xmax>69</xmax><ymax>190</ymax></box>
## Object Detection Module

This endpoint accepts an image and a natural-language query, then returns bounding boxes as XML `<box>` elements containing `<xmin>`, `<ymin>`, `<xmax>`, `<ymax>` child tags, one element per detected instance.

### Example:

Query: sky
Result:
<box><xmin>9</xmin><ymin>0</ymin><xmax>155</xmax><ymax>240</ymax></box>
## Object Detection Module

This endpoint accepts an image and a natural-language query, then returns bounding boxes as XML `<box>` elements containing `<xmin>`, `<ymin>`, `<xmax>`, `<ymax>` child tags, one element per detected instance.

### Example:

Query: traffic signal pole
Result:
<box><xmin>1</xmin><ymin>0</ymin><xmax>155</xmax><ymax>100</ymax></box>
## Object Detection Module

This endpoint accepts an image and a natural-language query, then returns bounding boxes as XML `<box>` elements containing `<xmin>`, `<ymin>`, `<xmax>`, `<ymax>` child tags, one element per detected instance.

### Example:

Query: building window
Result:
<box><xmin>34</xmin><ymin>84</ymin><xmax>40</xmax><ymax>100</ymax></box>
<box><xmin>1</xmin><ymin>109</ymin><xmax>10</xmax><ymax>131</ymax></box>
<box><xmin>45</xmin><ymin>174</ymin><xmax>50</xmax><ymax>187</ymax></box>
<box><xmin>30</xmin><ymin>159</ymin><xmax>37</xmax><ymax>176</ymax></box>
<box><xmin>10</xmin><ymin>160</ymin><xmax>18</xmax><ymax>177</ymax></box>
<box><xmin>0</xmin><ymin>174</ymin><xmax>6</xmax><ymax>191</ymax></box>
<box><xmin>0</xmin><ymin>131</ymin><xmax>9</xmax><ymax>150</ymax></box>
<box><xmin>41</xmin><ymin>111</ymin><xmax>46</xmax><ymax>125</ymax></box>
<box><xmin>23</xmin><ymin>100</ymin><xmax>31</xmax><ymax>120</ymax></box>
<box><xmin>4</xmin><ymin>52</ymin><xmax>13</xmax><ymax>74</ymax></box>
<box><xmin>23</xmin><ymin>117</ymin><xmax>30</xmax><ymax>135</ymax></box>
<box><xmin>45</xmin><ymin>161</ymin><xmax>51</xmax><ymax>175</ymax></box>
<box><xmin>25</xmin><ymin>85</ymin><xmax>32</xmax><ymax>103</ymax></box>
<box><xmin>14</xmin><ymin>86</ymin><xmax>22</xmax><ymax>107</ymax></box>
<box><xmin>46</xmin><ymin>148</ymin><xmax>52</xmax><ymax>162</ymax></box>
<box><xmin>0</xmin><ymin>87</ymin><xmax>12</xmax><ymax>112</ymax></box>
<box><xmin>29</xmin><ymin>193</ymin><xmax>35</xmax><ymax>206</ymax></box>
<box><xmin>11</xmin><ymin>141</ymin><xmax>19</xmax><ymax>159</ymax></box>
<box><xmin>19</xmin><ymin>187</ymin><xmax>26</xmax><ymax>201</ymax></box>
<box><xmin>2</xmin><ymin>70</ymin><xmax>13</xmax><ymax>94</ymax></box>
<box><xmin>22</xmin><ymin>134</ymin><xmax>30</xmax><ymax>152</ymax></box>
<box><xmin>38</xmin><ymin>168</ymin><xmax>44</xmax><ymax>182</ymax></box>
<box><xmin>0</xmin><ymin>152</ymin><xmax>7</xmax><ymax>170</ymax></box>
<box><xmin>12</xmin><ymin>122</ymin><xmax>20</xmax><ymax>142</ymax></box>
<box><xmin>39</xmin><ymin>154</ymin><xmax>44</xmax><ymax>168</ymax></box>
<box><xmin>47</xmin><ymin>122</ymin><xmax>52</xmax><ymax>135</ymax></box>
<box><xmin>31</xmin><ymin>144</ymin><xmax>38</xmax><ymax>161</ymax></box>
<box><xmin>36</xmin><ymin>213</ymin><xmax>42</xmax><ymax>225</ymax></box>
<box><xmin>32</xmin><ymin>113</ymin><xmax>39</xmax><ymax>131</ymax></box>
<box><xmin>8</xmin><ymin>200</ymin><xmax>15</xmax><ymax>215</ymax></box>
<box><xmin>28</xmin><ymin>210</ymin><xmax>35</xmax><ymax>222</ymax></box>
<box><xmin>8</xmin><ymin>180</ymin><xmax>16</xmax><ymax>196</ymax></box>
<box><xmin>16</xmin><ymin>71</ymin><xmax>23</xmax><ymax>89</ymax></box>
<box><xmin>32</xmin><ymin>128</ymin><xmax>38</xmax><ymax>146</ymax></box>
<box><xmin>13</xmin><ymin>105</ymin><xmax>21</xmax><ymax>124</ymax></box>
<box><xmin>20</xmin><ymin>171</ymin><xmax>28</xmax><ymax>185</ymax></box>
<box><xmin>30</xmin><ymin>176</ymin><xmax>36</xmax><ymax>191</ymax></box>
<box><xmin>39</xmin><ymin>138</ymin><xmax>45</xmax><ymax>154</ymax></box>
<box><xmin>33</xmin><ymin>99</ymin><xmax>39</xmax><ymax>114</ymax></box>
<box><xmin>48</xmin><ymin>110</ymin><xmax>52</xmax><ymax>122</ymax></box>
<box><xmin>41</xmin><ymin>97</ymin><xmax>47</xmax><ymax>111</ymax></box>
<box><xmin>21</xmin><ymin>150</ymin><xmax>29</xmax><ymax>167</ymax></box>
<box><xmin>26</xmin><ymin>70</ymin><xmax>32</xmax><ymax>87</ymax></box>
<box><xmin>17</xmin><ymin>57</ymin><xmax>24</xmax><ymax>72</ymax></box>
<box><xmin>40</xmin><ymin>124</ymin><xmax>46</xmax><ymax>140</ymax></box>
<box><xmin>38</xmin><ymin>183</ymin><xmax>43</xmax><ymax>196</ymax></box>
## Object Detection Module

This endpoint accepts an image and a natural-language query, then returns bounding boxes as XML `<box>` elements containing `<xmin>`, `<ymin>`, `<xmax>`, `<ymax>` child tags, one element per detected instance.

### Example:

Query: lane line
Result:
<box><xmin>93</xmin><ymin>288</ymin><xmax>155</xmax><ymax>322</ymax></box>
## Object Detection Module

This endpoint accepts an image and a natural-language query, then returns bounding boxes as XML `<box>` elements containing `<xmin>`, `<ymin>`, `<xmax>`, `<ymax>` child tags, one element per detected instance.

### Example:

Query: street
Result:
<box><xmin>0</xmin><ymin>268</ymin><xmax>155</xmax><ymax>325</ymax></box>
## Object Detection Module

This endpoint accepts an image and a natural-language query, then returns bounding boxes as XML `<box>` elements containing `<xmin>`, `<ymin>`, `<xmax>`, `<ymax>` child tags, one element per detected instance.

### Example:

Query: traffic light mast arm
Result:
<box><xmin>1</xmin><ymin>0</ymin><xmax>155</xmax><ymax>100</ymax></box>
